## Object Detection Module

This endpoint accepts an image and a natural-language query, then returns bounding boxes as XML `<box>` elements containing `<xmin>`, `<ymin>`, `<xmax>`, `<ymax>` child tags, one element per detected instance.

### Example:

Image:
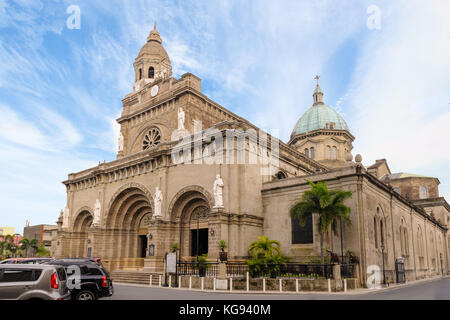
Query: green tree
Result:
<box><xmin>290</xmin><ymin>180</ymin><xmax>352</xmax><ymax>265</ymax></box>
<box><xmin>247</xmin><ymin>236</ymin><xmax>286</xmax><ymax>277</ymax></box>
<box><xmin>29</xmin><ymin>239</ymin><xmax>40</xmax><ymax>257</ymax></box>
<box><xmin>0</xmin><ymin>240</ymin><xmax>6</xmax><ymax>259</ymax></box>
<box><xmin>36</xmin><ymin>244</ymin><xmax>51</xmax><ymax>257</ymax></box>
<box><xmin>248</xmin><ymin>236</ymin><xmax>281</xmax><ymax>260</ymax></box>
<box><xmin>20</xmin><ymin>238</ymin><xmax>31</xmax><ymax>257</ymax></box>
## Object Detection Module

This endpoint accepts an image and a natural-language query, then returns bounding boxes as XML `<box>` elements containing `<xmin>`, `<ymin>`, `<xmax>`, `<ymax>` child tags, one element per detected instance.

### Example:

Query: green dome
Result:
<box><xmin>292</xmin><ymin>103</ymin><xmax>349</xmax><ymax>135</ymax></box>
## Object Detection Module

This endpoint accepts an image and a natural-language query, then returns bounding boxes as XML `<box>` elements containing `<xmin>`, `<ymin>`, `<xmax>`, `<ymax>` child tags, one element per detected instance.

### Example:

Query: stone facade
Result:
<box><xmin>52</xmin><ymin>26</ymin><xmax>449</xmax><ymax>287</ymax></box>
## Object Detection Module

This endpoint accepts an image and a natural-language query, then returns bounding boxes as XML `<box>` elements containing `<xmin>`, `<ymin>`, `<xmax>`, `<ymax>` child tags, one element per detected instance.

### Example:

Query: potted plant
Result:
<box><xmin>197</xmin><ymin>254</ymin><xmax>208</xmax><ymax>277</ymax></box>
<box><xmin>331</xmin><ymin>252</ymin><xmax>340</xmax><ymax>263</ymax></box>
<box><xmin>170</xmin><ymin>242</ymin><xmax>180</xmax><ymax>253</ymax></box>
<box><xmin>218</xmin><ymin>240</ymin><xmax>228</xmax><ymax>262</ymax></box>
<box><xmin>345</xmin><ymin>250</ymin><xmax>359</xmax><ymax>264</ymax></box>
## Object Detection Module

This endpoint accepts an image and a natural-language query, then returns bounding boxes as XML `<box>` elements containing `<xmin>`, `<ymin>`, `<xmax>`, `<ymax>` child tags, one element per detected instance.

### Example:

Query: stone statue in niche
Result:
<box><xmin>118</xmin><ymin>132</ymin><xmax>124</xmax><ymax>152</ymax></box>
<box><xmin>178</xmin><ymin>107</ymin><xmax>185</xmax><ymax>130</ymax></box>
<box><xmin>154</xmin><ymin>187</ymin><xmax>163</xmax><ymax>217</ymax></box>
<box><xmin>213</xmin><ymin>174</ymin><xmax>224</xmax><ymax>208</ymax></box>
<box><xmin>93</xmin><ymin>199</ymin><xmax>101</xmax><ymax>227</ymax></box>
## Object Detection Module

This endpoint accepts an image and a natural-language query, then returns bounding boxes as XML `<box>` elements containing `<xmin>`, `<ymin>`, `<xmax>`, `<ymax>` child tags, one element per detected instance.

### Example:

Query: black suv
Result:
<box><xmin>45</xmin><ymin>259</ymin><xmax>113</xmax><ymax>300</ymax></box>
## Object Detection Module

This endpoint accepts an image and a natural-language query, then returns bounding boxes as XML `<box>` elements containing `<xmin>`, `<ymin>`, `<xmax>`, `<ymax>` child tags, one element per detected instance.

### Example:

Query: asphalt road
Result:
<box><xmin>105</xmin><ymin>277</ymin><xmax>450</xmax><ymax>300</ymax></box>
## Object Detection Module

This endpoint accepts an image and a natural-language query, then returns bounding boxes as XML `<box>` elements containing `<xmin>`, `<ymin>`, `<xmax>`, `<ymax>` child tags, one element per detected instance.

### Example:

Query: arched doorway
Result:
<box><xmin>104</xmin><ymin>186</ymin><xmax>153</xmax><ymax>261</ymax></box>
<box><xmin>169</xmin><ymin>187</ymin><xmax>212</xmax><ymax>260</ymax></box>
<box><xmin>72</xmin><ymin>208</ymin><xmax>93</xmax><ymax>257</ymax></box>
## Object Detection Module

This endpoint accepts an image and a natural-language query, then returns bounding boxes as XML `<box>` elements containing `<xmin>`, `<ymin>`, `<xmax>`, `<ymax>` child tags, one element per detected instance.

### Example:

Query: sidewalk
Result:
<box><xmin>113</xmin><ymin>275</ymin><xmax>449</xmax><ymax>296</ymax></box>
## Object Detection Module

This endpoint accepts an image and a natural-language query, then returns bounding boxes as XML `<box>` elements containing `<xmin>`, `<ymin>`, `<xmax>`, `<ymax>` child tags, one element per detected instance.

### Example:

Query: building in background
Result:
<box><xmin>23</xmin><ymin>224</ymin><xmax>57</xmax><ymax>251</ymax></box>
<box><xmin>0</xmin><ymin>227</ymin><xmax>15</xmax><ymax>236</ymax></box>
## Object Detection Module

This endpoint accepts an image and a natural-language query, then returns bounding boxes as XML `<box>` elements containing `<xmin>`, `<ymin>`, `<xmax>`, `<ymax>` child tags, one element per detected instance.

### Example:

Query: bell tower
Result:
<box><xmin>133</xmin><ymin>23</ymin><xmax>172</xmax><ymax>92</ymax></box>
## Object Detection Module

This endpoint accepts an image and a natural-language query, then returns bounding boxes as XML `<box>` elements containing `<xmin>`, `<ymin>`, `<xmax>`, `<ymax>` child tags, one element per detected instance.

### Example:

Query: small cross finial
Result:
<box><xmin>314</xmin><ymin>75</ymin><xmax>320</xmax><ymax>85</ymax></box>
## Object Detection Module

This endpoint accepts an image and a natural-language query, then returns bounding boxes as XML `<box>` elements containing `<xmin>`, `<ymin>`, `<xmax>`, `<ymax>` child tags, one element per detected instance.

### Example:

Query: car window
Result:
<box><xmin>57</xmin><ymin>267</ymin><xmax>67</xmax><ymax>281</ymax></box>
<box><xmin>0</xmin><ymin>269</ymin><xmax>42</xmax><ymax>282</ymax></box>
<box><xmin>87</xmin><ymin>268</ymin><xmax>103</xmax><ymax>276</ymax></box>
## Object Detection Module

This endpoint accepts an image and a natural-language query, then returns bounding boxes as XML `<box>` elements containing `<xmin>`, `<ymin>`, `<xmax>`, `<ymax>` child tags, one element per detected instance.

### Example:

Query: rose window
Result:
<box><xmin>142</xmin><ymin>127</ymin><xmax>161</xmax><ymax>150</ymax></box>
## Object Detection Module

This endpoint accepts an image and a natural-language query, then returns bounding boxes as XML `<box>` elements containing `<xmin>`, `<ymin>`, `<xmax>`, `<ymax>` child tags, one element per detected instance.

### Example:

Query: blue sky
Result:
<box><xmin>0</xmin><ymin>0</ymin><xmax>449</xmax><ymax>234</ymax></box>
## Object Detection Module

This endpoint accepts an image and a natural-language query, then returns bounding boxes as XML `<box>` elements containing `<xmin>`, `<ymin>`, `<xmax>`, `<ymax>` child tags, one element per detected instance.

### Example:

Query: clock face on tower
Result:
<box><xmin>151</xmin><ymin>85</ymin><xmax>159</xmax><ymax>97</ymax></box>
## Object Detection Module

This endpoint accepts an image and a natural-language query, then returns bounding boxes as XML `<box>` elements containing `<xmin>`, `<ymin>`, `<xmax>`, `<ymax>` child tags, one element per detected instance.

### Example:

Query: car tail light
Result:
<box><xmin>51</xmin><ymin>272</ymin><xmax>59</xmax><ymax>289</ymax></box>
<box><xmin>101</xmin><ymin>276</ymin><xmax>108</xmax><ymax>287</ymax></box>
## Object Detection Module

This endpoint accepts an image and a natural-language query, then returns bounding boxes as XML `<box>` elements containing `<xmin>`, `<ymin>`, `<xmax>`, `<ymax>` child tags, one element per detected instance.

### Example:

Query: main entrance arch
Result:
<box><xmin>169</xmin><ymin>186</ymin><xmax>213</xmax><ymax>259</ymax></box>
<box><xmin>104</xmin><ymin>184</ymin><xmax>153</xmax><ymax>261</ymax></box>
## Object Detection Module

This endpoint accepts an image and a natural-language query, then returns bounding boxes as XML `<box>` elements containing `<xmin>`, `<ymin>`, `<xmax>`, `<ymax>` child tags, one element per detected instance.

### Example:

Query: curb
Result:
<box><xmin>112</xmin><ymin>275</ymin><xmax>449</xmax><ymax>296</ymax></box>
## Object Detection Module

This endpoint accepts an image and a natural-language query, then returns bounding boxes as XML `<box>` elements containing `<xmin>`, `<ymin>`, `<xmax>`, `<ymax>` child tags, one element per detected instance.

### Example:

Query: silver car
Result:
<box><xmin>0</xmin><ymin>264</ymin><xmax>70</xmax><ymax>300</ymax></box>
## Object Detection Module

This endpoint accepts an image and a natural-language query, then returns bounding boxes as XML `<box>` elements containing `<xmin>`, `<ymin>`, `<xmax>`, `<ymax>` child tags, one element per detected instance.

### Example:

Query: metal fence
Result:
<box><xmin>177</xmin><ymin>261</ymin><xmax>219</xmax><ymax>277</ymax></box>
<box><xmin>340</xmin><ymin>264</ymin><xmax>355</xmax><ymax>279</ymax></box>
<box><xmin>226</xmin><ymin>262</ymin><xmax>249</xmax><ymax>277</ymax></box>
<box><xmin>176</xmin><ymin>261</ymin><xmax>351</xmax><ymax>279</ymax></box>
<box><xmin>274</xmin><ymin>264</ymin><xmax>334</xmax><ymax>279</ymax></box>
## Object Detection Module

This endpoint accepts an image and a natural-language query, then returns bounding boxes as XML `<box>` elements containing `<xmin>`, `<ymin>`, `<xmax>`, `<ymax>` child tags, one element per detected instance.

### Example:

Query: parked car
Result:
<box><xmin>44</xmin><ymin>259</ymin><xmax>113</xmax><ymax>300</ymax></box>
<box><xmin>0</xmin><ymin>264</ymin><xmax>70</xmax><ymax>300</ymax></box>
<box><xmin>0</xmin><ymin>258</ymin><xmax>53</xmax><ymax>264</ymax></box>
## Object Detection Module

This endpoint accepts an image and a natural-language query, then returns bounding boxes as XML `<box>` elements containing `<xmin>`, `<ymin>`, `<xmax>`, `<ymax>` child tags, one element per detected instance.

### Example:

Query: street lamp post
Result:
<box><xmin>340</xmin><ymin>217</ymin><xmax>344</xmax><ymax>264</ymax></box>
<box><xmin>381</xmin><ymin>243</ymin><xmax>386</xmax><ymax>285</ymax></box>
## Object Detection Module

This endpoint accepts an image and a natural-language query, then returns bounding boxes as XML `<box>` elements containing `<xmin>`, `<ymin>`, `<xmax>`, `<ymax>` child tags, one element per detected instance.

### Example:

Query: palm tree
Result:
<box><xmin>29</xmin><ymin>239</ymin><xmax>40</xmax><ymax>257</ymax></box>
<box><xmin>248</xmin><ymin>236</ymin><xmax>282</xmax><ymax>259</ymax></box>
<box><xmin>290</xmin><ymin>180</ymin><xmax>352</xmax><ymax>265</ymax></box>
<box><xmin>20</xmin><ymin>238</ymin><xmax>31</xmax><ymax>257</ymax></box>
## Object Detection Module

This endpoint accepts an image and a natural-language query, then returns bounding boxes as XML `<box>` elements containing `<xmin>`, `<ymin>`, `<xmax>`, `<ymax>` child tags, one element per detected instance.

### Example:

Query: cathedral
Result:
<box><xmin>52</xmin><ymin>26</ymin><xmax>449</xmax><ymax>287</ymax></box>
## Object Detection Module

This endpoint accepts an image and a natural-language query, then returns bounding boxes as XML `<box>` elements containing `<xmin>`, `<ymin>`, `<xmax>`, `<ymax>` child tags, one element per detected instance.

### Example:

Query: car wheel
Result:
<box><xmin>76</xmin><ymin>290</ymin><xmax>96</xmax><ymax>300</ymax></box>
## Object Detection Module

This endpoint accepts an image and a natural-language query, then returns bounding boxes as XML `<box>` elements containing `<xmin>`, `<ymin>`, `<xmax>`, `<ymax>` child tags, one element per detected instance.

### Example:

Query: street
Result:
<box><xmin>105</xmin><ymin>277</ymin><xmax>450</xmax><ymax>300</ymax></box>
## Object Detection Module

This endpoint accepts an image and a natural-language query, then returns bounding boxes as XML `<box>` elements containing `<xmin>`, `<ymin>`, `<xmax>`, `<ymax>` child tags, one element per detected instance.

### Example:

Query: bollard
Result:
<box><xmin>213</xmin><ymin>278</ymin><xmax>216</xmax><ymax>291</ymax></box>
<box><xmin>263</xmin><ymin>278</ymin><xmax>266</xmax><ymax>292</ymax></box>
<box><xmin>344</xmin><ymin>278</ymin><xmax>347</xmax><ymax>292</ymax></box>
<box><xmin>230</xmin><ymin>278</ymin><xmax>233</xmax><ymax>292</ymax></box>
<box><xmin>279</xmin><ymin>279</ymin><xmax>282</xmax><ymax>292</ymax></box>
<box><xmin>179</xmin><ymin>276</ymin><xmax>181</xmax><ymax>288</ymax></box>
<box><xmin>246</xmin><ymin>272</ymin><xmax>249</xmax><ymax>292</ymax></box>
<box><xmin>169</xmin><ymin>275</ymin><xmax>172</xmax><ymax>288</ymax></box>
<box><xmin>328</xmin><ymin>278</ymin><xmax>331</xmax><ymax>293</ymax></box>
<box><xmin>189</xmin><ymin>276</ymin><xmax>192</xmax><ymax>289</ymax></box>
<box><xmin>150</xmin><ymin>274</ymin><xmax>152</xmax><ymax>287</ymax></box>
<box><xmin>159</xmin><ymin>275</ymin><xmax>162</xmax><ymax>287</ymax></box>
<box><xmin>201</xmin><ymin>277</ymin><xmax>204</xmax><ymax>291</ymax></box>
<box><xmin>296</xmin><ymin>279</ymin><xmax>299</xmax><ymax>293</ymax></box>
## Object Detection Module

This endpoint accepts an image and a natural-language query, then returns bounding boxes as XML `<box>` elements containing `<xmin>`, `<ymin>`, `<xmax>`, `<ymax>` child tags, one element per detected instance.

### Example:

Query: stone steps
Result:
<box><xmin>111</xmin><ymin>270</ymin><xmax>163</xmax><ymax>286</ymax></box>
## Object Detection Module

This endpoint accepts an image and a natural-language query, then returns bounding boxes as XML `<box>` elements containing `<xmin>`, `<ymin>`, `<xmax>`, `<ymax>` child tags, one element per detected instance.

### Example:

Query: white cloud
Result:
<box><xmin>347</xmin><ymin>0</ymin><xmax>450</xmax><ymax>200</ymax></box>
<box><xmin>0</xmin><ymin>104</ymin><xmax>48</xmax><ymax>149</ymax></box>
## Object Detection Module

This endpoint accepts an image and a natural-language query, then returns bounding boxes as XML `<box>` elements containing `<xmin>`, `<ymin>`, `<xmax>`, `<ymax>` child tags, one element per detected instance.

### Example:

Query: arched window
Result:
<box><xmin>429</xmin><ymin>233</ymin><xmax>436</xmax><ymax>270</ymax></box>
<box><xmin>417</xmin><ymin>226</ymin><xmax>424</xmax><ymax>268</ymax></box>
<box><xmin>400</xmin><ymin>219</ymin><xmax>408</xmax><ymax>256</ymax></box>
<box><xmin>148</xmin><ymin>66</ymin><xmax>154</xmax><ymax>79</ymax></box>
<box><xmin>380</xmin><ymin>219</ymin><xmax>384</xmax><ymax>246</ymax></box>
<box><xmin>325</xmin><ymin>146</ymin><xmax>331</xmax><ymax>159</ymax></box>
<box><xmin>331</xmin><ymin>146</ymin><xmax>337</xmax><ymax>160</ymax></box>
<box><xmin>139</xmin><ymin>68</ymin><xmax>142</xmax><ymax>80</ymax></box>
<box><xmin>305</xmin><ymin>148</ymin><xmax>309</xmax><ymax>158</ymax></box>
<box><xmin>419</xmin><ymin>186</ymin><xmax>428</xmax><ymax>199</ymax></box>
<box><xmin>374</xmin><ymin>217</ymin><xmax>378</xmax><ymax>249</ymax></box>
<box><xmin>291</xmin><ymin>214</ymin><xmax>313</xmax><ymax>244</ymax></box>
<box><xmin>310</xmin><ymin>147</ymin><xmax>315</xmax><ymax>159</ymax></box>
